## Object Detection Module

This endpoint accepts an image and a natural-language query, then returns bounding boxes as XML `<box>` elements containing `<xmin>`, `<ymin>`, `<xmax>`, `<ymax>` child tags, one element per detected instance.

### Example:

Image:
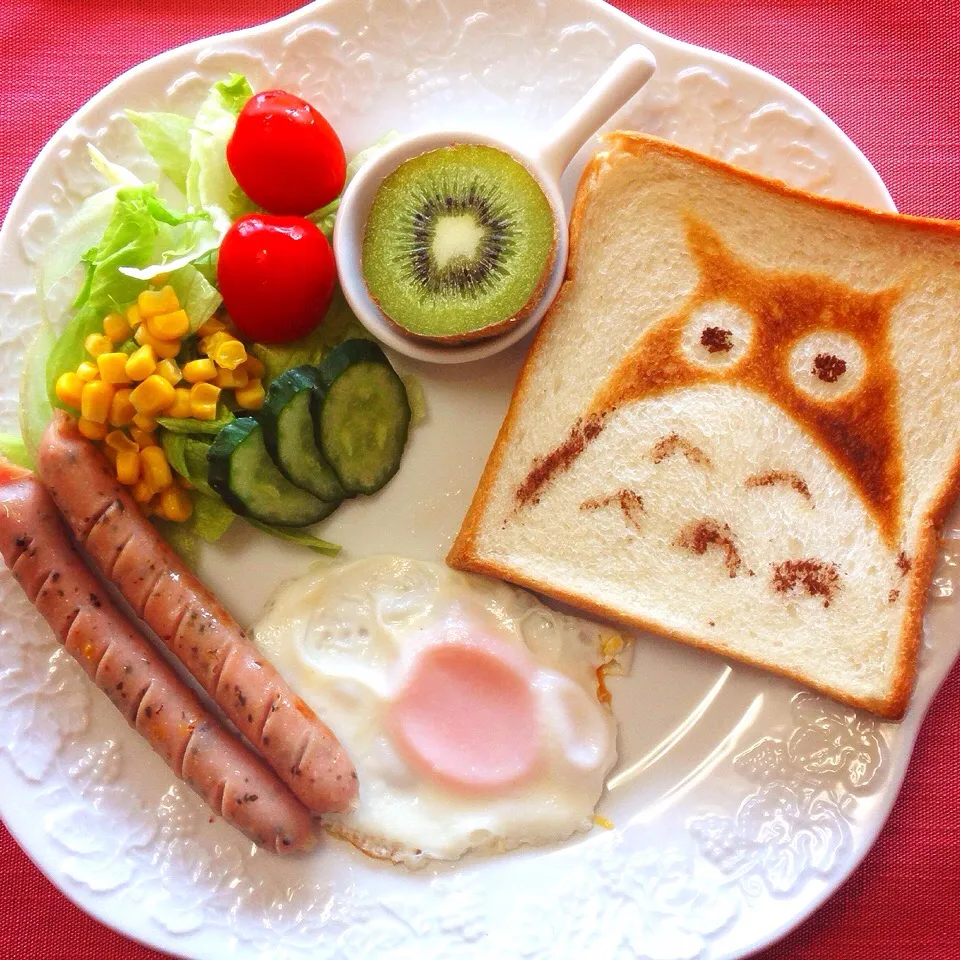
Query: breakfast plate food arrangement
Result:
<box><xmin>2</xmin><ymin>2</ymin><xmax>959</xmax><ymax>959</ymax></box>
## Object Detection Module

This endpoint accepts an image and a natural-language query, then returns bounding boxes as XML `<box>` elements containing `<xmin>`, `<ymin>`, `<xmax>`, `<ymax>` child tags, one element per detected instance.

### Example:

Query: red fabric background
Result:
<box><xmin>1</xmin><ymin>2</ymin><xmax>958</xmax><ymax>958</ymax></box>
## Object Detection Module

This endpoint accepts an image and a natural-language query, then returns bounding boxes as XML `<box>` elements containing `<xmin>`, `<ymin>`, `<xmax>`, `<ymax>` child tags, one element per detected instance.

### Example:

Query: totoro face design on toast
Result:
<box><xmin>496</xmin><ymin>215</ymin><xmax>916</xmax><ymax>713</ymax></box>
<box><xmin>517</xmin><ymin>216</ymin><xmax>905</xmax><ymax>547</ymax></box>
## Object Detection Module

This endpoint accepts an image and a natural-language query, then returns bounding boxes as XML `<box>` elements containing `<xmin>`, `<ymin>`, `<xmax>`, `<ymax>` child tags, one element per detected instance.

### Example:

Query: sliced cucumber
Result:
<box><xmin>316</xmin><ymin>340</ymin><xmax>410</xmax><ymax>495</ymax></box>
<box><xmin>207</xmin><ymin>417</ymin><xmax>334</xmax><ymax>526</ymax></box>
<box><xmin>260</xmin><ymin>366</ymin><xmax>344</xmax><ymax>503</ymax></box>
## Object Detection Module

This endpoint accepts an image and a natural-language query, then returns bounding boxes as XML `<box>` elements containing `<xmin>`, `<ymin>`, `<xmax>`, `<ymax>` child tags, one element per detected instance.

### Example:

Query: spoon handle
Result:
<box><xmin>536</xmin><ymin>44</ymin><xmax>657</xmax><ymax>183</ymax></box>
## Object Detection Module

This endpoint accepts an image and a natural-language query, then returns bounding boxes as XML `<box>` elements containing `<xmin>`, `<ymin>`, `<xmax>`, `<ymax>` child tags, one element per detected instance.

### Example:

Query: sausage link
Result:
<box><xmin>39</xmin><ymin>412</ymin><xmax>358</xmax><ymax>813</ymax></box>
<box><xmin>0</xmin><ymin>461</ymin><xmax>316</xmax><ymax>854</ymax></box>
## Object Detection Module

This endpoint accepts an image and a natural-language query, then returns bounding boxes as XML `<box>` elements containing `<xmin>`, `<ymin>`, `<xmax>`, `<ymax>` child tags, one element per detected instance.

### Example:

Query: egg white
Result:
<box><xmin>253</xmin><ymin>555</ymin><xmax>630</xmax><ymax>865</ymax></box>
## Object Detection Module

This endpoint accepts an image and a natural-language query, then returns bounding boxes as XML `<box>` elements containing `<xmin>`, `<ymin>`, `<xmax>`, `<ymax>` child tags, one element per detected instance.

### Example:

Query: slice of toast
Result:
<box><xmin>448</xmin><ymin>132</ymin><xmax>960</xmax><ymax>719</ymax></box>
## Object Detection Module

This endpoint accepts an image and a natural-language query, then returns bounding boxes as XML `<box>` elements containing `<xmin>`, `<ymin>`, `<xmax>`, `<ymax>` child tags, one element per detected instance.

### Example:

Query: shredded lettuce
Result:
<box><xmin>162</xmin><ymin>432</ymin><xmax>216</xmax><ymax>496</ymax></box>
<box><xmin>0</xmin><ymin>434</ymin><xmax>31</xmax><ymax>469</ymax></box>
<box><xmin>87</xmin><ymin>144</ymin><xmax>144</xmax><ymax>188</ymax></box>
<box><xmin>152</xmin><ymin>517</ymin><xmax>200</xmax><ymax>566</ymax></box>
<box><xmin>245</xmin><ymin>518</ymin><xmax>340</xmax><ymax>556</ymax></box>
<box><xmin>167</xmin><ymin>264</ymin><xmax>221</xmax><ymax>332</ymax></box>
<box><xmin>401</xmin><ymin>374</ymin><xmax>426</xmax><ymax>426</ymax></box>
<box><xmin>192</xmin><ymin>492</ymin><xmax>236</xmax><ymax>542</ymax></box>
<box><xmin>126</xmin><ymin>110</ymin><xmax>193</xmax><ymax>193</ymax></box>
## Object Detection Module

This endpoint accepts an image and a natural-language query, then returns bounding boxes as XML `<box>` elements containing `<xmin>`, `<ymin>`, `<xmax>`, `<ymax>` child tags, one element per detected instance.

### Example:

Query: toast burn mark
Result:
<box><xmin>515</xmin><ymin>414</ymin><xmax>605</xmax><ymax>508</ymax></box>
<box><xmin>650</xmin><ymin>433</ymin><xmax>711</xmax><ymax>467</ymax></box>
<box><xmin>771</xmin><ymin>559</ymin><xmax>841</xmax><ymax>607</ymax></box>
<box><xmin>587</xmin><ymin>218</ymin><xmax>904</xmax><ymax>546</ymax></box>
<box><xmin>744</xmin><ymin>470</ymin><xmax>812</xmax><ymax>502</ymax></box>
<box><xmin>674</xmin><ymin>518</ymin><xmax>742</xmax><ymax>577</ymax></box>
<box><xmin>580</xmin><ymin>489</ymin><xmax>645</xmax><ymax>533</ymax></box>
<box><xmin>700</xmin><ymin>326</ymin><xmax>733</xmax><ymax>353</ymax></box>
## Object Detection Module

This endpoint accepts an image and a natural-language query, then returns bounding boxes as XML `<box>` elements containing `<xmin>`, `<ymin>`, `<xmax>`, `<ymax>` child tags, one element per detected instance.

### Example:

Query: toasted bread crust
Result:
<box><xmin>448</xmin><ymin>132</ymin><xmax>960</xmax><ymax>720</ymax></box>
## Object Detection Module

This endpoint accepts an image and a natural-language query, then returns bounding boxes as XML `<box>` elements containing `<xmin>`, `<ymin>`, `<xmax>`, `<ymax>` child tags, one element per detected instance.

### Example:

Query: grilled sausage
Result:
<box><xmin>0</xmin><ymin>460</ymin><xmax>316</xmax><ymax>853</ymax></box>
<box><xmin>38</xmin><ymin>412</ymin><xmax>358</xmax><ymax>814</ymax></box>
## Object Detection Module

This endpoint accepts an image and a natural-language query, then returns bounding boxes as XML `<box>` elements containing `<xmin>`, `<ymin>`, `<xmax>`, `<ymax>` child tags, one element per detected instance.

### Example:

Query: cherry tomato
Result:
<box><xmin>227</xmin><ymin>90</ymin><xmax>346</xmax><ymax>216</ymax></box>
<box><xmin>217</xmin><ymin>214</ymin><xmax>336</xmax><ymax>344</ymax></box>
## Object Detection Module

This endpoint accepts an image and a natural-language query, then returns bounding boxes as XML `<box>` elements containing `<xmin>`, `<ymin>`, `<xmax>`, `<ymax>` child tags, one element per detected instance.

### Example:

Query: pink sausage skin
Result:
<box><xmin>0</xmin><ymin>461</ymin><xmax>316</xmax><ymax>854</ymax></box>
<box><xmin>38</xmin><ymin>412</ymin><xmax>358</xmax><ymax>814</ymax></box>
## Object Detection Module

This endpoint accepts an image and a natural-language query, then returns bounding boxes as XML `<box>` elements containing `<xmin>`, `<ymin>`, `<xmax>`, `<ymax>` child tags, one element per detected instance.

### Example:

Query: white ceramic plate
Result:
<box><xmin>2</xmin><ymin>2</ymin><xmax>957</xmax><ymax>958</ymax></box>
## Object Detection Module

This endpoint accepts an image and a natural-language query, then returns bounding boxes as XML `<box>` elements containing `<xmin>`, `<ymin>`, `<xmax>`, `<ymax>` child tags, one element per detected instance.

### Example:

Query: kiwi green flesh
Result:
<box><xmin>362</xmin><ymin>145</ymin><xmax>555</xmax><ymax>339</ymax></box>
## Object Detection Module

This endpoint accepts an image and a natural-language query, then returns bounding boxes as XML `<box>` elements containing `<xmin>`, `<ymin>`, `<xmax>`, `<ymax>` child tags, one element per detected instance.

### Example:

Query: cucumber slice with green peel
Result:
<box><xmin>260</xmin><ymin>366</ymin><xmax>345</xmax><ymax>503</ymax></box>
<box><xmin>316</xmin><ymin>340</ymin><xmax>410</xmax><ymax>495</ymax></box>
<box><xmin>207</xmin><ymin>417</ymin><xmax>334</xmax><ymax>526</ymax></box>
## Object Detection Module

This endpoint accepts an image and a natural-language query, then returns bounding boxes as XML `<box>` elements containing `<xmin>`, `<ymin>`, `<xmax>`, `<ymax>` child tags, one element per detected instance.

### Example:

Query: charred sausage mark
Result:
<box><xmin>650</xmin><ymin>433</ymin><xmax>710</xmax><ymax>467</ymax></box>
<box><xmin>515</xmin><ymin>414</ymin><xmax>606</xmax><ymax>508</ymax></box>
<box><xmin>580</xmin><ymin>489</ymin><xmax>645</xmax><ymax>534</ymax></box>
<box><xmin>771</xmin><ymin>558</ymin><xmax>841</xmax><ymax>607</ymax></box>
<box><xmin>744</xmin><ymin>470</ymin><xmax>812</xmax><ymax>502</ymax></box>
<box><xmin>674</xmin><ymin>518</ymin><xmax>742</xmax><ymax>577</ymax></box>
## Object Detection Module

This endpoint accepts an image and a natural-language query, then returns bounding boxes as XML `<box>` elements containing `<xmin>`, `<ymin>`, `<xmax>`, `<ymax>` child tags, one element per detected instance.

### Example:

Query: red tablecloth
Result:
<box><xmin>1</xmin><ymin>2</ymin><xmax>958</xmax><ymax>958</ymax></box>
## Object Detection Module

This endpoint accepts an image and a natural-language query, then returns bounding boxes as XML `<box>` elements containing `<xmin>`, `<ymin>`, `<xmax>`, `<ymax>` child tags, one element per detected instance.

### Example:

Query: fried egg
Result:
<box><xmin>253</xmin><ymin>555</ymin><xmax>629</xmax><ymax>865</ymax></box>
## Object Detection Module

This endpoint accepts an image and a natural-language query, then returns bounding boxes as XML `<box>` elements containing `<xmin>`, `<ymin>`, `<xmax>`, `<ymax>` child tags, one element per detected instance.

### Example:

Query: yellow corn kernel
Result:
<box><xmin>150</xmin><ymin>273</ymin><xmax>171</xmax><ymax>288</ymax></box>
<box><xmin>130</xmin><ymin>427</ymin><xmax>158</xmax><ymax>448</ymax></box>
<box><xmin>166</xmin><ymin>387</ymin><xmax>192</xmax><ymax>418</ymax></box>
<box><xmin>76</xmin><ymin>361</ymin><xmax>100</xmax><ymax>382</ymax></box>
<box><xmin>84</xmin><ymin>333</ymin><xmax>113</xmax><ymax>357</ymax></box>
<box><xmin>134</xmin><ymin>324</ymin><xmax>181</xmax><ymax>359</ymax></box>
<box><xmin>137</xmin><ymin>285</ymin><xmax>180</xmax><ymax>318</ymax></box>
<box><xmin>108</xmin><ymin>388</ymin><xmax>136</xmax><ymax>427</ymax></box>
<box><xmin>214</xmin><ymin>365</ymin><xmax>248</xmax><ymax>389</ymax></box>
<box><xmin>159</xmin><ymin>485</ymin><xmax>193</xmax><ymax>523</ymax></box>
<box><xmin>125</xmin><ymin>344</ymin><xmax>157</xmax><ymax>382</ymax></box>
<box><xmin>103</xmin><ymin>312</ymin><xmax>132</xmax><ymax>343</ymax></box>
<box><xmin>242</xmin><ymin>355</ymin><xmax>266</xmax><ymax>379</ymax></box>
<box><xmin>183</xmin><ymin>358</ymin><xmax>217</xmax><ymax>383</ymax></box>
<box><xmin>80</xmin><ymin>380</ymin><xmax>115</xmax><ymax>424</ymax></box>
<box><xmin>141</xmin><ymin>445</ymin><xmax>173</xmax><ymax>490</ymax></box>
<box><xmin>133</xmin><ymin>413</ymin><xmax>158</xmax><ymax>432</ymax></box>
<box><xmin>189</xmin><ymin>382</ymin><xmax>221</xmax><ymax>420</ymax></box>
<box><xmin>199</xmin><ymin>330</ymin><xmax>231</xmax><ymax>356</ymax></box>
<box><xmin>115</xmin><ymin>450</ymin><xmax>140</xmax><ymax>486</ymax></box>
<box><xmin>156</xmin><ymin>358</ymin><xmax>182</xmax><ymax>385</ymax></box>
<box><xmin>147</xmin><ymin>308</ymin><xmax>189</xmax><ymax>341</ymax></box>
<box><xmin>211</xmin><ymin>338</ymin><xmax>247</xmax><ymax>371</ymax></box>
<box><xmin>105</xmin><ymin>429</ymin><xmax>138</xmax><ymax>453</ymax></box>
<box><xmin>126</xmin><ymin>304</ymin><xmax>142</xmax><ymax>329</ymax></box>
<box><xmin>132</xmin><ymin>478</ymin><xmax>154</xmax><ymax>503</ymax></box>
<box><xmin>130</xmin><ymin>375</ymin><xmax>176</xmax><ymax>417</ymax></box>
<box><xmin>196</xmin><ymin>316</ymin><xmax>228</xmax><ymax>338</ymax></box>
<box><xmin>102</xmin><ymin>444</ymin><xmax>118</xmax><ymax>467</ymax></box>
<box><xmin>234</xmin><ymin>378</ymin><xmax>265</xmax><ymax>411</ymax></box>
<box><xmin>96</xmin><ymin>352</ymin><xmax>132</xmax><ymax>385</ymax></box>
<box><xmin>55</xmin><ymin>372</ymin><xmax>85</xmax><ymax>409</ymax></box>
<box><xmin>77</xmin><ymin>417</ymin><xmax>107</xmax><ymax>441</ymax></box>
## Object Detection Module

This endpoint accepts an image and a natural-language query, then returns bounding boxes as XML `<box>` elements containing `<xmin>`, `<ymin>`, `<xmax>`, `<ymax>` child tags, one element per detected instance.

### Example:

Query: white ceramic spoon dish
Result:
<box><xmin>0</xmin><ymin>3</ymin><xmax>955</xmax><ymax>960</ymax></box>
<box><xmin>334</xmin><ymin>45</ymin><xmax>656</xmax><ymax>363</ymax></box>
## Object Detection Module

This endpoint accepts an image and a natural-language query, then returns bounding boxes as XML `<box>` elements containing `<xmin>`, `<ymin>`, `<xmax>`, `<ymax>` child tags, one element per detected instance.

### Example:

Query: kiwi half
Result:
<box><xmin>361</xmin><ymin>144</ymin><xmax>556</xmax><ymax>342</ymax></box>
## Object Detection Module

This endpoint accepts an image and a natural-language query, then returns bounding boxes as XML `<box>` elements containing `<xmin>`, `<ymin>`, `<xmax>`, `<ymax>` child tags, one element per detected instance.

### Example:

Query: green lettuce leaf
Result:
<box><xmin>152</xmin><ymin>517</ymin><xmax>200</xmax><ymax>566</ymax></box>
<box><xmin>20</xmin><ymin>324</ymin><xmax>55</xmax><ymax>462</ymax></box>
<box><xmin>245</xmin><ymin>518</ymin><xmax>340</xmax><ymax>556</ymax></box>
<box><xmin>156</xmin><ymin>406</ymin><xmax>234</xmax><ymax>436</ymax></box>
<box><xmin>126</xmin><ymin>109</ymin><xmax>193</xmax><ymax>193</ymax></box>
<box><xmin>185</xmin><ymin>73</ymin><xmax>255</xmax><ymax>225</ymax></box>
<box><xmin>251</xmin><ymin>286</ymin><xmax>370</xmax><ymax>383</ymax></box>
<box><xmin>167</xmin><ymin>264</ymin><xmax>221</xmax><ymax>332</ymax></box>
<box><xmin>45</xmin><ymin>187</ymin><xmax>160</xmax><ymax>405</ymax></box>
<box><xmin>162</xmin><ymin>432</ymin><xmax>216</xmax><ymax>496</ymax></box>
<box><xmin>191</xmin><ymin>492</ymin><xmax>235</xmax><ymax>543</ymax></box>
<box><xmin>0</xmin><ymin>433</ymin><xmax>31</xmax><ymax>469</ymax></box>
